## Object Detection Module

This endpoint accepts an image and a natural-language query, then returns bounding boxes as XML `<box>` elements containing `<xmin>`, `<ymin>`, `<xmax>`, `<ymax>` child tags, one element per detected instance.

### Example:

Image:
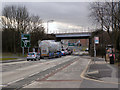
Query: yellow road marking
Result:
<box><xmin>80</xmin><ymin>60</ymin><xmax>120</xmax><ymax>85</ymax></box>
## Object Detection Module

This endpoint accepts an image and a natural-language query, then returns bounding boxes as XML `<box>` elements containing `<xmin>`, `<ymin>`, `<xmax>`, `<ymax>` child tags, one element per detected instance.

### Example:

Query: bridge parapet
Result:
<box><xmin>55</xmin><ymin>32</ymin><xmax>92</xmax><ymax>35</ymax></box>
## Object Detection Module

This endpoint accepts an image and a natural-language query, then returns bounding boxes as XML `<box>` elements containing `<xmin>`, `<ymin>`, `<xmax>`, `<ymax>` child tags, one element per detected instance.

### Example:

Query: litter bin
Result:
<box><xmin>109</xmin><ymin>55</ymin><xmax>114</xmax><ymax>64</ymax></box>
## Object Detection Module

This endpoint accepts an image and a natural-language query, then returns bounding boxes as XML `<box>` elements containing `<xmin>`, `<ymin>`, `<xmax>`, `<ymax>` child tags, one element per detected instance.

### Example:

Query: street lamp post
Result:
<box><xmin>101</xmin><ymin>7</ymin><xmax>104</xmax><ymax>58</ymax></box>
<box><xmin>118</xmin><ymin>1</ymin><xmax>120</xmax><ymax>30</ymax></box>
<box><xmin>47</xmin><ymin>20</ymin><xmax>54</xmax><ymax>34</ymax></box>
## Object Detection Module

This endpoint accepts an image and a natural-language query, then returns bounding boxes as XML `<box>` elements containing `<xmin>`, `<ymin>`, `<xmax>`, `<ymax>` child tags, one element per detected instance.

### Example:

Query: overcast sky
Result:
<box><xmin>2</xmin><ymin>2</ymin><xmax>97</xmax><ymax>33</ymax></box>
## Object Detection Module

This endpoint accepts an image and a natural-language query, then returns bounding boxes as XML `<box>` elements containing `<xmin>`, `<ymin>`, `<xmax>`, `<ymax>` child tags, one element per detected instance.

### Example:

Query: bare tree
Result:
<box><xmin>2</xmin><ymin>5</ymin><xmax>30</xmax><ymax>33</ymax></box>
<box><xmin>29</xmin><ymin>15</ymin><xmax>45</xmax><ymax>48</ymax></box>
<box><xmin>2</xmin><ymin>5</ymin><xmax>45</xmax><ymax>53</ymax></box>
<box><xmin>89</xmin><ymin>2</ymin><xmax>120</xmax><ymax>47</ymax></box>
<box><xmin>27</xmin><ymin>15</ymin><xmax>43</xmax><ymax>33</ymax></box>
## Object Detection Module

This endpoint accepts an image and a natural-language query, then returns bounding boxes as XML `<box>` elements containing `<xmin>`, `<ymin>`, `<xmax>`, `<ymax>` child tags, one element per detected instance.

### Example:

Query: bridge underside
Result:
<box><xmin>56</xmin><ymin>36</ymin><xmax>90</xmax><ymax>41</ymax></box>
<box><xmin>55</xmin><ymin>33</ymin><xmax>91</xmax><ymax>53</ymax></box>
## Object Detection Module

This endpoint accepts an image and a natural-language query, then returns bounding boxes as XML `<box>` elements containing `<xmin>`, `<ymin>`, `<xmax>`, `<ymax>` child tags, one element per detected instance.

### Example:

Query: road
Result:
<box><xmin>1</xmin><ymin>52</ymin><xmax>119</xmax><ymax>89</ymax></box>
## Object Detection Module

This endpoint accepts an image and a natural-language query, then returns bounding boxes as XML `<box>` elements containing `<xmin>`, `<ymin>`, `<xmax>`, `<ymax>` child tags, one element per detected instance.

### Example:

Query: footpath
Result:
<box><xmin>85</xmin><ymin>57</ymin><xmax>120</xmax><ymax>85</ymax></box>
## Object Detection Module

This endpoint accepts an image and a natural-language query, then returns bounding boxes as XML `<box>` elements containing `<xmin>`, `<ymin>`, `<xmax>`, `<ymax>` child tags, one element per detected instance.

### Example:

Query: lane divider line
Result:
<box><xmin>7</xmin><ymin>77</ymin><xmax>25</xmax><ymax>85</ymax></box>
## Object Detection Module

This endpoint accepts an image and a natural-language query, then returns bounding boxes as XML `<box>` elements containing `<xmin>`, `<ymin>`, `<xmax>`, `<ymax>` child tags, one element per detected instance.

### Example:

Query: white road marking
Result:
<box><xmin>28</xmin><ymin>72</ymin><xmax>40</xmax><ymax>77</ymax></box>
<box><xmin>7</xmin><ymin>77</ymin><xmax>25</xmax><ymax>85</ymax></box>
<box><xmin>87</xmin><ymin>70</ymin><xmax>99</xmax><ymax>74</ymax></box>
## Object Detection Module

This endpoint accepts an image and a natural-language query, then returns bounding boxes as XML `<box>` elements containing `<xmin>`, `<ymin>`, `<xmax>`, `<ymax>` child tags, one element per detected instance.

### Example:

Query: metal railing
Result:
<box><xmin>50</xmin><ymin>29</ymin><xmax>95</xmax><ymax>34</ymax></box>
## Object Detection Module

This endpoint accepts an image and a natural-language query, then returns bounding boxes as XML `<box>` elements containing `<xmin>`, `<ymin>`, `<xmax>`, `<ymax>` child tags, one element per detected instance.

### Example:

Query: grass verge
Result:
<box><xmin>0</xmin><ymin>58</ymin><xmax>17</xmax><ymax>61</ymax></box>
<box><xmin>2</xmin><ymin>53</ymin><xmax>27</xmax><ymax>57</ymax></box>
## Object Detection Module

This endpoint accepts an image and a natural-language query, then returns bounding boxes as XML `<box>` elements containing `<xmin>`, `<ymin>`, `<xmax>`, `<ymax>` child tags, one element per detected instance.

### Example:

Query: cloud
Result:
<box><xmin>2</xmin><ymin>2</ymin><xmax>94</xmax><ymax>32</ymax></box>
<box><xmin>25</xmin><ymin>2</ymin><xmax>92</xmax><ymax>27</ymax></box>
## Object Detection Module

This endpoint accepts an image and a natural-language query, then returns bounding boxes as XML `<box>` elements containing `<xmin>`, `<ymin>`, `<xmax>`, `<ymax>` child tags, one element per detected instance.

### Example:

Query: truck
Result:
<box><xmin>38</xmin><ymin>40</ymin><xmax>62</xmax><ymax>58</ymax></box>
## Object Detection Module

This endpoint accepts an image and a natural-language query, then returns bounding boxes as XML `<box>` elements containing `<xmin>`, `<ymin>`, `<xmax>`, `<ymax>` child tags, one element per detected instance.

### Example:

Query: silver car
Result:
<box><xmin>27</xmin><ymin>52</ymin><xmax>40</xmax><ymax>61</ymax></box>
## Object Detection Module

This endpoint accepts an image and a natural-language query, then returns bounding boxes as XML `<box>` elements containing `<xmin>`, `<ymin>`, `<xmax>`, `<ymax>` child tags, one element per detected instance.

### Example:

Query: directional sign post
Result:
<box><xmin>21</xmin><ymin>34</ymin><xmax>30</xmax><ymax>47</ymax></box>
<box><xmin>21</xmin><ymin>34</ymin><xmax>30</xmax><ymax>56</ymax></box>
<box><xmin>68</xmin><ymin>43</ymin><xmax>75</xmax><ymax>46</ymax></box>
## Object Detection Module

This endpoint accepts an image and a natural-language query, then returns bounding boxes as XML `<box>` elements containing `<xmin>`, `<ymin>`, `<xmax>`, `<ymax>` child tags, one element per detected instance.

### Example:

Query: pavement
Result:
<box><xmin>84</xmin><ymin>57</ymin><xmax>120</xmax><ymax>86</ymax></box>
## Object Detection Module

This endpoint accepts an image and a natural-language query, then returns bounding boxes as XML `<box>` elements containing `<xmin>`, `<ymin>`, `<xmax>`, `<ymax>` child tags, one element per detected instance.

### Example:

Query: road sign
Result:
<box><xmin>68</xmin><ymin>43</ymin><xmax>75</xmax><ymax>46</ymax></box>
<box><xmin>94</xmin><ymin>37</ymin><xmax>99</xmax><ymax>44</ymax></box>
<box><xmin>21</xmin><ymin>34</ymin><xmax>30</xmax><ymax>47</ymax></box>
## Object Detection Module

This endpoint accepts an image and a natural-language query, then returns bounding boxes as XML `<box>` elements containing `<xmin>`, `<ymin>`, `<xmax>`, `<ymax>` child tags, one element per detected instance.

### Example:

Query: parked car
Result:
<box><xmin>27</xmin><ymin>52</ymin><xmax>40</xmax><ymax>61</ymax></box>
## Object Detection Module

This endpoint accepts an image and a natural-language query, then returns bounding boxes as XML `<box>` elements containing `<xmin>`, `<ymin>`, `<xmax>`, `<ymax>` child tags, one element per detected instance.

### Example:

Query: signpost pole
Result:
<box><xmin>28</xmin><ymin>47</ymin><xmax>29</xmax><ymax>53</ymax></box>
<box><xmin>22</xmin><ymin>47</ymin><xmax>24</xmax><ymax>56</ymax></box>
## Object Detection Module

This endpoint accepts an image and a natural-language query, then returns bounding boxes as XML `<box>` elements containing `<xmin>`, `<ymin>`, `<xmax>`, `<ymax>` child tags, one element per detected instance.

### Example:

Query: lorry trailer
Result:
<box><xmin>39</xmin><ymin>40</ymin><xmax>62</xmax><ymax>58</ymax></box>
